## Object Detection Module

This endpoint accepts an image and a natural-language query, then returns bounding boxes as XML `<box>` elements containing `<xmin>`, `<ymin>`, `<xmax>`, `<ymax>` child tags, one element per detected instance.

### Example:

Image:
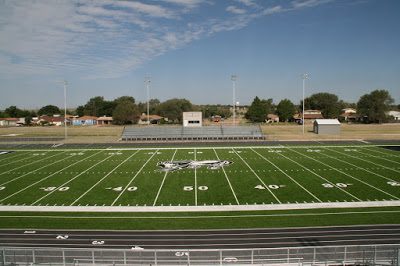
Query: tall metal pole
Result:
<box><xmin>231</xmin><ymin>75</ymin><xmax>237</xmax><ymax>126</ymax></box>
<box><xmin>145</xmin><ymin>76</ymin><xmax>151</xmax><ymax>125</ymax></box>
<box><xmin>63</xmin><ymin>80</ymin><xmax>68</xmax><ymax>140</ymax></box>
<box><xmin>302</xmin><ymin>74</ymin><xmax>308</xmax><ymax>134</ymax></box>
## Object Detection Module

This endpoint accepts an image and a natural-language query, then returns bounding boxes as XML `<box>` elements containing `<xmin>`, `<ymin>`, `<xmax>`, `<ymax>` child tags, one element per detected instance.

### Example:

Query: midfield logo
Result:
<box><xmin>157</xmin><ymin>160</ymin><xmax>233</xmax><ymax>172</ymax></box>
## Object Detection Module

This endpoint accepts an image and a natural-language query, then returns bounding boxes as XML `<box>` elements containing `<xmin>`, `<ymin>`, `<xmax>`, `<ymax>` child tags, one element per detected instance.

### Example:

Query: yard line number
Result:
<box><xmin>106</xmin><ymin>186</ymin><xmax>138</xmax><ymax>192</ymax></box>
<box><xmin>40</xmin><ymin>187</ymin><xmax>69</xmax><ymax>192</ymax></box>
<box><xmin>183</xmin><ymin>186</ymin><xmax>208</xmax><ymax>191</ymax></box>
<box><xmin>255</xmin><ymin>184</ymin><xmax>285</xmax><ymax>190</ymax></box>
<box><xmin>322</xmin><ymin>183</ymin><xmax>352</xmax><ymax>188</ymax></box>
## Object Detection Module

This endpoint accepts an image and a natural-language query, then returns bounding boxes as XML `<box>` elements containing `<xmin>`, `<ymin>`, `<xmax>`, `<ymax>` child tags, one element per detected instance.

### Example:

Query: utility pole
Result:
<box><xmin>145</xmin><ymin>76</ymin><xmax>151</xmax><ymax>125</ymax></box>
<box><xmin>231</xmin><ymin>75</ymin><xmax>237</xmax><ymax>126</ymax></box>
<box><xmin>302</xmin><ymin>73</ymin><xmax>309</xmax><ymax>134</ymax></box>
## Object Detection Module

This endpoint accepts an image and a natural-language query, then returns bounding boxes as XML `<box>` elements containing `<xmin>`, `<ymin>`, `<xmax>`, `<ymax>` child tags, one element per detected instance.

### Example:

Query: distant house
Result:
<box><xmin>0</xmin><ymin>118</ymin><xmax>18</xmax><ymax>127</ymax></box>
<box><xmin>138</xmin><ymin>114</ymin><xmax>164</xmax><ymax>125</ymax></box>
<box><xmin>294</xmin><ymin>110</ymin><xmax>323</xmax><ymax>123</ymax></box>
<box><xmin>266</xmin><ymin>114</ymin><xmax>279</xmax><ymax>123</ymax></box>
<box><xmin>211</xmin><ymin>115</ymin><xmax>222</xmax><ymax>123</ymax></box>
<box><xmin>97</xmin><ymin>116</ymin><xmax>113</xmax><ymax>125</ymax></box>
<box><xmin>38</xmin><ymin>115</ymin><xmax>66</xmax><ymax>126</ymax></box>
<box><xmin>340</xmin><ymin>108</ymin><xmax>359</xmax><ymax>122</ymax></box>
<box><xmin>72</xmin><ymin>116</ymin><xmax>98</xmax><ymax>126</ymax></box>
<box><xmin>387</xmin><ymin>111</ymin><xmax>400</xmax><ymax>121</ymax></box>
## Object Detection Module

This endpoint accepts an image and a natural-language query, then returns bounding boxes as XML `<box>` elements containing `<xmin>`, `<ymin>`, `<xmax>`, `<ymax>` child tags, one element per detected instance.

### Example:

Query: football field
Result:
<box><xmin>0</xmin><ymin>145</ymin><xmax>399</xmax><ymax>208</ymax></box>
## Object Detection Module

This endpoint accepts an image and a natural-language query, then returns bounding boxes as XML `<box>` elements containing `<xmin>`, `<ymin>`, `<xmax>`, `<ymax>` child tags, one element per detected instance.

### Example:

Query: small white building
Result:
<box><xmin>183</xmin><ymin>112</ymin><xmax>202</xmax><ymax>127</ymax></box>
<box><xmin>313</xmin><ymin>119</ymin><xmax>341</xmax><ymax>134</ymax></box>
<box><xmin>387</xmin><ymin>111</ymin><xmax>400</xmax><ymax>121</ymax></box>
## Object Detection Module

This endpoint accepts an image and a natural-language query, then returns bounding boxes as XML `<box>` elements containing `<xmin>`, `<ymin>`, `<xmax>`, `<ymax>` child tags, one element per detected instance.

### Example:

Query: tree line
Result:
<box><xmin>246</xmin><ymin>89</ymin><xmax>396</xmax><ymax>123</ymax></box>
<box><xmin>0</xmin><ymin>89</ymin><xmax>397</xmax><ymax>125</ymax></box>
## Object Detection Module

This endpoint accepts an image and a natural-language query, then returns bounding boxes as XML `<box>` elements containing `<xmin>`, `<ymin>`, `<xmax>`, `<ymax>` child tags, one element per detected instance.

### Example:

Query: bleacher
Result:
<box><xmin>121</xmin><ymin>125</ymin><xmax>264</xmax><ymax>141</ymax></box>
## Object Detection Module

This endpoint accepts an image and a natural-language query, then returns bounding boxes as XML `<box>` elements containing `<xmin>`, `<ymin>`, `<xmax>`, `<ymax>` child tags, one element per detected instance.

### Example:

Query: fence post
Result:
<box><xmin>1</xmin><ymin>248</ymin><xmax>5</xmax><ymax>266</ymax></box>
<box><xmin>287</xmin><ymin>248</ymin><xmax>290</xmax><ymax>264</ymax></box>
<box><xmin>251</xmin><ymin>249</ymin><xmax>254</xmax><ymax>264</ymax></box>
<box><xmin>32</xmin><ymin>249</ymin><xmax>36</xmax><ymax>265</ymax></box>
<box><xmin>154</xmin><ymin>250</ymin><xmax>157</xmax><ymax>266</ymax></box>
<box><xmin>343</xmin><ymin>246</ymin><xmax>347</xmax><ymax>264</ymax></box>
<box><xmin>62</xmin><ymin>249</ymin><xmax>66</xmax><ymax>266</ymax></box>
<box><xmin>123</xmin><ymin>251</ymin><xmax>126</xmax><ymax>265</ymax></box>
<box><xmin>397</xmin><ymin>247</ymin><xmax>400</xmax><ymax>266</ymax></box>
<box><xmin>220</xmin><ymin>250</ymin><xmax>222</xmax><ymax>266</ymax></box>
<box><xmin>313</xmin><ymin>247</ymin><xmax>316</xmax><ymax>265</ymax></box>
<box><xmin>92</xmin><ymin>250</ymin><xmax>95</xmax><ymax>265</ymax></box>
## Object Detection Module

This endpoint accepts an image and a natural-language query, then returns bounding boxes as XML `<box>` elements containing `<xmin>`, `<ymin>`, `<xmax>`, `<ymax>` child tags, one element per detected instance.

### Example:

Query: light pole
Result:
<box><xmin>231</xmin><ymin>75</ymin><xmax>237</xmax><ymax>126</ymax></box>
<box><xmin>57</xmin><ymin>80</ymin><xmax>68</xmax><ymax>140</ymax></box>
<box><xmin>145</xmin><ymin>76</ymin><xmax>151</xmax><ymax>125</ymax></box>
<box><xmin>302</xmin><ymin>73</ymin><xmax>309</xmax><ymax>134</ymax></box>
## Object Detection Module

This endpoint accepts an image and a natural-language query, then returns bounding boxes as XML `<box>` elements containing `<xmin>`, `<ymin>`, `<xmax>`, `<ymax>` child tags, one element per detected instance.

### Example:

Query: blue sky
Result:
<box><xmin>0</xmin><ymin>0</ymin><xmax>399</xmax><ymax>109</ymax></box>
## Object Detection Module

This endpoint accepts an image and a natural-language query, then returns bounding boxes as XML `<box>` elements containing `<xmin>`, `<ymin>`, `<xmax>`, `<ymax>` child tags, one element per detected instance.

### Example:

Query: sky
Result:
<box><xmin>0</xmin><ymin>0</ymin><xmax>399</xmax><ymax>110</ymax></box>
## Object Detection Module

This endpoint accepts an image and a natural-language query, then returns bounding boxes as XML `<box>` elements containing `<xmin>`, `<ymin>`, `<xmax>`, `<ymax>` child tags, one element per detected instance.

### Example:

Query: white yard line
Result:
<box><xmin>0</xmin><ymin>151</ymin><xmax>70</xmax><ymax>187</ymax></box>
<box><xmin>325</xmin><ymin>147</ymin><xmax>400</xmax><ymax>174</ymax></box>
<box><xmin>111</xmin><ymin>149</ymin><xmax>160</xmax><ymax>206</ymax></box>
<box><xmin>264</xmin><ymin>148</ymin><xmax>361</xmax><ymax>202</ymax></box>
<box><xmin>213</xmin><ymin>148</ymin><xmax>240</xmax><ymax>205</ymax></box>
<box><xmin>0</xmin><ymin>151</ymin><xmax>66</xmax><ymax>176</ymax></box>
<box><xmin>251</xmin><ymin>148</ymin><xmax>322</xmax><ymax>203</ymax></box>
<box><xmin>355</xmin><ymin>149</ymin><xmax>400</xmax><ymax>165</ymax></box>
<box><xmin>0</xmin><ymin>201</ymin><xmax>399</xmax><ymax>213</ymax></box>
<box><xmin>194</xmin><ymin>148</ymin><xmax>197</xmax><ymax>206</ymax></box>
<box><xmin>31</xmin><ymin>151</ymin><xmax>113</xmax><ymax>205</ymax></box>
<box><xmin>0</xmin><ymin>150</ymin><xmax>93</xmax><ymax>202</ymax></box>
<box><xmin>361</xmin><ymin>146</ymin><xmax>400</xmax><ymax>158</ymax></box>
<box><xmin>0</xmin><ymin>152</ymin><xmax>38</xmax><ymax>168</ymax></box>
<box><xmin>153</xmin><ymin>149</ymin><xmax>178</xmax><ymax>206</ymax></box>
<box><xmin>232</xmin><ymin>148</ymin><xmax>281</xmax><ymax>204</ymax></box>
<box><xmin>0</xmin><ymin>151</ymin><xmax>33</xmax><ymax>163</ymax></box>
<box><xmin>288</xmin><ymin>148</ymin><xmax>400</xmax><ymax>200</ymax></box>
<box><xmin>320</xmin><ymin>148</ymin><xmax>398</xmax><ymax>183</ymax></box>
<box><xmin>70</xmin><ymin>150</ymin><xmax>140</xmax><ymax>206</ymax></box>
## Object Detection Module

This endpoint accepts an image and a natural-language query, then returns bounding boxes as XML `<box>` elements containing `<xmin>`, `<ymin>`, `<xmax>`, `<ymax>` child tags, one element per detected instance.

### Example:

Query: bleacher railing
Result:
<box><xmin>1</xmin><ymin>244</ymin><xmax>399</xmax><ymax>265</ymax></box>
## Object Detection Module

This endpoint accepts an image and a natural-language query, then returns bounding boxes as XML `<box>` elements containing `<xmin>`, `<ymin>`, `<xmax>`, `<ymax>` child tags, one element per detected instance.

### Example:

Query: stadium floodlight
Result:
<box><xmin>145</xmin><ymin>76</ymin><xmax>151</xmax><ymax>126</ymax></box>
<box><xmin>57</xmin><ymin>80</ymin><xmax>68</xmax><ymax>140</ymax></box>
<box><xmin>231</xmin><ymin>75</ymin><xmax>237</xmax><ymax>126</ymax></box>
<box><xmin>302</xmin><ymin>73</ymin><xmax>309</xmax><ymax>134</ymax></box>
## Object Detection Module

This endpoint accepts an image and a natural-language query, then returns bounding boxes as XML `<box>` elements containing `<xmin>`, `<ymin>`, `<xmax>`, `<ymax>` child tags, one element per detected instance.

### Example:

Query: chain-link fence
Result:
<box><xmin>1</xmin><ymin>244</ymin><xmax>399</xmax><ymax>265</ymax></box>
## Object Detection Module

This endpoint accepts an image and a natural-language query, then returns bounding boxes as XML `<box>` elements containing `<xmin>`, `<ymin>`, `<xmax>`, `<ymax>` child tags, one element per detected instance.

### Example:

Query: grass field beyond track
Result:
<box><xmin>0</xmin><ymin>145</ymin><xmax>399</xmax><ymax>208</ymax></box>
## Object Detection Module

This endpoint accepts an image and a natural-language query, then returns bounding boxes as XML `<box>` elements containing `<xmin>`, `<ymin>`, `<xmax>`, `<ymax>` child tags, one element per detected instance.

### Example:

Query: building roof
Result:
<box><xmin>97</xmin><ymin>116</ymin><xmax>113</xmax><ymax>121</ymax></box>
<box><xmin>267</xmin><ymin>114</ymin><xmax>279</xmax><ymax>119</ymax></box>
<box><xmin>140</xmin><ymin>114</ymin><xmax>163</xmax><ymax>121</ymax></box>
<box><xmin>40</xmin><ymin>115</ymin><xmax>65</xmax><ymax>123</ymax></box>
<box><xmin>314</xmin><ymin>119</ymin><xmax>341</xmax><ymax>125</ymax></box>
<box><xmin>75</xmin><ymin>116</ymin><xmax>98</xmax><ymax>120</ymax></box>
<box><xmin>0</xmin><ymin>118</ymin><xmax>19</xmax><ymax>121</ymax></box>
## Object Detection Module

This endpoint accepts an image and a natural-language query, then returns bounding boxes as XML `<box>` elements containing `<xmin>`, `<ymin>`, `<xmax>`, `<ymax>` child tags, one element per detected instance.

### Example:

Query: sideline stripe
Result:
<box><xmin>153</xmin><ymin>149</ymin><xmax>178</xmax><ymax>206</ymax></box>
<box><xmin>213</xmin><ymin>148</ymin><xmax>240</xmax><ymax>205</ymax></box>
<box><xmin>0</xmin><ymin>210</ymin><xmax>399</xmax><ymax>219</ymax></box>
<box><xmin>288</xmin><ymin>147</ymin><xmax>400</xmax><ymax>200</ymax></box>
<box><xmin>232</xmin><ymin>148</ymin><xmax>281</xmax><ymax>204</ymax></box>
<box><xmin>252</xmin><ymin>148</ymin><xmax>322</xmax><ymax>203</ymax></box>
<box><xmin>111</xmin><ymin>149</ymin><xmax>160</xmax><ymax>206</ymax></box>
<box><xmin>70</xmin><ymin>150</ymin><xmax>140</xmax><ymax>206</ymax></box>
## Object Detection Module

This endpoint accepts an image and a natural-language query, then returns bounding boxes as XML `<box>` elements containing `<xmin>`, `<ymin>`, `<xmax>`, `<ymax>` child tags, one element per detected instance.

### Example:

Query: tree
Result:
<box><xmin>156</xmin><ymin>98</ymin><xmax>193</xmax><ymax>123</ymax></box>
<box><xmin>245</xmin><ymin>96</ymin><xmax>267</xmax><ymax>122</ymax></box>
<box><xmin>38</xmin><ymin>105</ymin><xmax>61</xmax><ymax>116</ymax></box>
<box><xmin>3</xmin><ymin>106</ymin><xmax>30</xmax><ymax>118</ymax></box>
<box><xmin>303</xmin><ymin>92</ymin><xmax>341</xmax><ymax>118</ymax></box>
<box><xmin>112</xmin><ymin>100</ymin><xmax>140</xmax><ymax>125</ymax></box>
<box><xmin>357</xmin><ymin>89</ymin><xmax>394</xmax><ymax>123</ymax></box>
<box><xmin>276</xmin><ymin>99</ymin><xmax>295</xmax><ymax>122</ymax></box>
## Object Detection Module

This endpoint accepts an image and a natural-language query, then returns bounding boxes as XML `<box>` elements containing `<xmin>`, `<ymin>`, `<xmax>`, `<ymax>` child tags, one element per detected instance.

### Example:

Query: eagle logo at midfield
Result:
<box><xmin>157</xmin><ymin>160</ymin><xmax>233</xmax><ymax>172</ymax></box>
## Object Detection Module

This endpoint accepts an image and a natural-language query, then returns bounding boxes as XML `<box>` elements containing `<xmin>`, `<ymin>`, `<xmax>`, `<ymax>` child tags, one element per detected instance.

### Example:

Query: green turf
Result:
<box><xmin>0</xmin><ymin>145</ymin><xmax>399</xmax><ymax>230</ymax></box>
<box><xmin>0</xmin><ymin>145</ymin><xmax>399</xmax><ymax>207</ymax></box>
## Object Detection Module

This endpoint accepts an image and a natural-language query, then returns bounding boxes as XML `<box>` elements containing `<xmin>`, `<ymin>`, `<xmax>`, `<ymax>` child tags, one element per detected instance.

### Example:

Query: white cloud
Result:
<box><xmin>0</xmin><ymin>0</ymin><xmax>335</xmax><ymax>79</ymax></box>
<box><xmin>235</xmin><ymin>0</ymin><xmax>259</xmax><ymax>8</ymax></box>
<box><xmin>291</xmin><ymin>0</ymin><xmax>333</xmax><ymax>9</ymax></box>
<box><xmin>226</xmin><ymin>5</ymin><xmax>247</xmax><ymax>14</ymax></box>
